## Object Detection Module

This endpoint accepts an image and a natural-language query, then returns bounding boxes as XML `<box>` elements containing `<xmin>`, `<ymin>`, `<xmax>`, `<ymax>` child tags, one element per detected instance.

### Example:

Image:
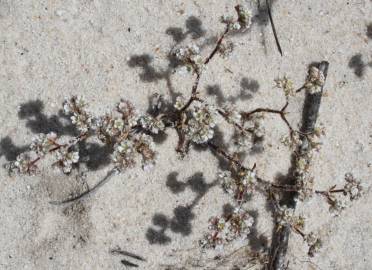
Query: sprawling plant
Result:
<box><xmin>5</xmin><ymin>4</ymin><xmax>365</xmax><ymax>270</ymax></box>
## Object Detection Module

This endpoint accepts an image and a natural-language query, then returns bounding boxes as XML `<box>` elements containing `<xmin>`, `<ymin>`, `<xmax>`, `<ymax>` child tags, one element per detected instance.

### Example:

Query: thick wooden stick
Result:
<box><xmin>268</xmin><ymin>61</ymin><xmax>329</xmax><ymax>270</ymax></box>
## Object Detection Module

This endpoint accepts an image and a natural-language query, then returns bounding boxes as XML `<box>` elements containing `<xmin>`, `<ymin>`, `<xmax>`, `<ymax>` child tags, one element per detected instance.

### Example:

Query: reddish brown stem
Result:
<box><xmin>292</xmin><ymin>226</ymin><xmax>305</xmax><ymax>238</ymax></box>
<box><xmin>217</xmin><ymin>109</ymin><xmax>254</xmax><ymax>134</ymax></box>
<box><xmin>204</xmin><ymin>26</ymin><xmax>229</xmax><ymax>65</ymax></box>
<box><xmin>207</xmin><ymin>141</ymin><xmax>248</xmax><ymax>171</ymax></box>
<box><xmin>241</xmin><ymin>102</ymin><xmax>294</xmax><ymax>134</ymax></box>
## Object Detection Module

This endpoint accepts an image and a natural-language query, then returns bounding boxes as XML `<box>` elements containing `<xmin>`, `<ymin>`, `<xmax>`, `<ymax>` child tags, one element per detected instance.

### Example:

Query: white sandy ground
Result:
<box><xmin>0</xmin><ymin>0</ymin><xmax>371</xmax><ymax>269</ymax></box>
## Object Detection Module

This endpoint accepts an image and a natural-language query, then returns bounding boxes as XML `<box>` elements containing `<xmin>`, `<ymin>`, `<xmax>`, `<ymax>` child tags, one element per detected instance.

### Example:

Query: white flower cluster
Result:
<box><xmin>174</xmin><ymin>44</ymin><xmax>203</xmax><ymax>73</ymax></box>
<box><xmin>232</xmin><ymin>113</ymin><xmax>265</xmax><ymax>152</ymax></box>
<box><xmin>329</xmin><ymin>198</ymin><xmax>347</xmax><ymax>217</ymax></box>
<box><xmin>8</xmin><ymin>96</ymin><xmax>161</xmax><ymax>176</ymax></box>
<box><xmin>245</xmin><ymin>113</ymin><xmax>265</xmax><ymax>138</ymax></box>
<box><xmin>219</xmin><ymin>170</ymin><xmax>257</xmax><ymax>199</ymax></box>
<box><xmin>276</xmin><ymin>206</ymin><xmax>305</xmax><ymax>230</ymax></box>
<box><xmin>275</xmin><ymin>76</ymin><xmax>295</xmax><ymax>97</ymax></box>
<box><xmin>94</xmin><ymin>100</ymin><xmax>139</xmax><ymax>143</ymax></box>
<box><xmin>63</xmin><ymin>96</ymin><xmax>92</xmax><ymax>133</ymax></box>
<box><xmin>112</xmin><ymin>139</ymin><xmax>135</xmax><ymax>169</ymax></box>
<box><xmin>221</xmin><ymin>5</ymin><xmax>252</xmax><ymax>31</ymax></box>
<box><xmin>218</xmin><ymin>171</ymin><xmax>236</xmax><ymax>195</ymax></box>
<box><xmin>112</xmin><ymin>134</ymin><xmax>157</xmax><ymax>171</ymax></box>
<box><xmin>30</xmin><ymin>132</ymin><xmax>58</xmax><ymax>157</ymax></box>
<box><xmin>343</xmin><ymin>173</ymin><xmax>363</xmax><ymax>200</ymax></box>
<box><xmin>221</xmin><ymin>103</ymin><xmax>242</xmax><ymax>125</ymax></box>
<box><xmin>95</xmin><ymin>115</ymin><xmax>126</xmax><ymax>143</ymax></box>
<box><xmin>55</xmin><ymin>146</ymin><xmax>79</xmax><ymax>174</ymax></box>
<box><xmin>174</xmin><ymin>95</ymin><xmax>186</xmax><ymax>111</ymax></box>
<box><xmin>304</xmin><ymin>67</ymin><xmax>325</xmax><ymax>94</ymax></box>
<box><xmin>276</xmin><ymin>205</ymin><xmax>295</xmax><ymax>227</ymax></box>
<box><xmin>293</xmin><ymin>144</ymin><xmax>315</xmax><ymax>202</ymax></box>
<box><xmin>280</xmin><ymin>133</ymin><xmax>301</xmax><ymax>149</ymax></box>
<box><xmin>186</xmin><ymin>103</ymin><xmax>218</xmax><ymax>144</ymax></box>
<box><xmin>199</xmin><ymin>207</ymin><xmax>254</xmax><ymax>249</ymax></box>
<box><xmin>234</xmin><ymin>132</ymin><xmax>251</xmax><ymax>152</ymax></box>
<box><xmin>327</xmin><ymin>174</ymin><xmax>363</xmax><ymax>216</ymax></box>
<box><xmin>235</xmin><ymin>5</ymin><xmax>252</xmax><ymax>30</ymax></box>
<box><xmin>296</xmin><ymin>176</ymin><xmax>314</xmax><ymax>202</ymax></box>
<box><xmin>10</xmin><ymin>153</ymin><xmax>37</xmax><ymax>175</ymax></box>
<box><xmin>116</xmin><ymin>99</ymin><xmax>139</xmax><ymax>127</ymax></box>
<box><xmin>139</xmin><ymin>115</ymin><xmax>165</xmax><ymax>134</ymax></box>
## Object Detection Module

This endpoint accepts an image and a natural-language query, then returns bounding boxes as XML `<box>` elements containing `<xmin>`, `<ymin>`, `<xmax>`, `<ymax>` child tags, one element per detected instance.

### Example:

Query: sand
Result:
<box><xmin>0</xmin><ymin>0</ymin><xmax>371</xmax><ymax>269</ymax></box>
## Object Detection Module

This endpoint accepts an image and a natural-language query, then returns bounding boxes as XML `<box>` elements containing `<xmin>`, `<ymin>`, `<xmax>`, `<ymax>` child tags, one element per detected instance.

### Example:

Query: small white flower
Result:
<box><xmin>277</xmin><ymin>205</ymin><xmax>295</xmax><ymax>226</ymax></box>
<box><xmin>139</xmin><ymin>115</ymin><xmax>165</xmax><ymax>134</ymax></box>
<box><xmin>55</xmin><ymin>147</ymin><xmax>79</xmax><ymax>174</ymax></box>
<box><xmin>116</xmin><ymin>140</ymin><xmax>133</xmax><ymax>154</ymax></box>
<box><xmin>186</xmin><ymin>103</ymin><xmax>218</xmax><ymax>144</ymax></box>
<box><xmin>343</xmin><ymin>173</ymin><xmax>363</xmax><ymax>200</ymax></box>
<box><xmin>235</xmin><ymin>5</ymin><xmax>252</xmax><ymax>30</ymax></box>
<box><xmin>220</xmin><ymin>15</ymin><xmax>234</xmax><ymax>24</ymax></box>
<box><xmin>304</xmin><ymin>66</ymin><xmax>325</xmax><ymax>94</ymax></box>
<box><xmin>12</xmin><ymin>152</ymin><xmax>37</xmax><ymax>174</ymax></box>
<box><xmin>231</xmin><ymin>22</ymin><xmax>241</xmax><ymax>31</ymax></box>
<box><xmin>174</xmin><ymin>96</ymin><xmax>186</xmax><ymax>110</ymax></box>
<box><xmin>222</xmin><ymin>103</ymin><xmax>241</xmax><ymax>125</ymax></box>
<box><xmin>174</xmin><ymin>44</ymin><xmax>204</xmax><ymax>72</ymax></box>
<box><xmin>30</xmin><ymin>132</ymin><xmax>58</xmax><ymax>156</ymax></box>
<box><xmin>219</xmin><ymin>171</ymin><xmax>237</xmax><ymax>195</ymax></box>
<box><xmin>242</xmin><ymin>171</ymin><xmax>256</xmax><ymax>187</ymax></box>
<box><xmin>329</xmin><ymin>199</ymin><xmax>347</xmax><ymax>217</ymax></box>
<box><xmin>113</xmin><ymin>119</ymin><xmax>124</xmax><ymax>130</ymax></box>
<box><xmin>275</xmin><ymin>76</ymin><xmax>295</xmax><ymax>97</ymax></box>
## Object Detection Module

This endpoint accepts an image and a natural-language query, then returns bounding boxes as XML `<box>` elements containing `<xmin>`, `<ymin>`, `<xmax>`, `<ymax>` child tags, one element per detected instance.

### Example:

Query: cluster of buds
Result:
<box><xmin>8</xmin><ymin>130</ymin><xmax>82</xmax><ymax>174</ymax></box>
<box><xmin>7</xmin><ymin>152</ymin><xmax>38</xmax><ymax>175</ymax></box>
<box><xmin>296</xmin><ymin>176</ymin><xmax>314</xmax><ymax>202</ymax></box>
<box><xmin>275</xmin><ymin>76</ymin><xmax>295</xmax><ymax>97</ymax></box>
<box><xmin>235</xmin><ymin>133</ymin><xmax>251</xmax><ymax>151</ymax></box>
<box><xmin>174</xmin><ymin>95</ymin><xmax>186</xmax><ymax>111</ymax></box>
<box><xmin>244</xmin><ymin>113</ymin><xmax>265</xmax><ymax>139</ymax></box>
<box><xmin>55</xmin><ymin>146</ymin><xmax>80</xmax><ymax>173</ymax></box>
<box><xmin>294</xmin><ymin>140</ymin><xmax>315</xmax><ymax>201</ymax></box>
<box><xmin>185</xmin><ymin>102</ymin><xmax>218</xmax><ymax>144</ymax></box>
<box><xmin>329</xmin><ymin>198</ymin><xmax>348</xmax><ymax>217</ymax></box>
<box><xmin>326</xmin><ymin>173</ymin><xmax>364</xmax><ymax>216</ymax></box>
<box><xmin>8</xmin><ymin>96</ymin><xmax>160</xmax><ymax>176</ymax></box>
<box><xmin>280</xmin><ymin>133</ymin><xmax>301</xmax><ymax>149</ymax></box>
<box><xmin>30</xmin><ymin>132</ymin><xmax>58</xmax><ymax>157</ymax></box>
<box><xmin>235</xmin><ymin>5</ymin><xmax>252</xmax><ymax>30</ymax></box>
<box><xmin>174</xmin><ymin>44</ymin><xmax>203</xmax><ymax>73</ymax></box>
<box><xmin>94</xmin><ymin>100</ymin><xmax>139</xmax><ymax>143</ymax></box>
<box><xmin>112</xmin><ymin>139</ymin><xmax>135</xmax><ymax>169</ymax></box>
<box><xmin>276</xmin><ymin>205</ymin><xmax>305</xmax><ymax>230</ymax></box>
<box><xmin>139</xmin><ymin>115</ymin><xmax>165</xmax><ymax>134</ymax></box>
<box><xmin>221</xmin><ymin>5</ymin><xmax>252</xmax><ymax>32</ymax></box>
<box><xmin>343</xmin><ymin>173</ymin><xmax>363</xmax><ymax>200</ymax></box>
<box><xmin>221</xmin><ymin>103</ymin><xmax>242</xmax><ymax>125</ymax></box>
<box><xmin>304</xmin><ymin>66</ymin><xmax>325</xmax><ymax>94</ymax></box>
<box><xmin>116</xmin><ymin>99</ymin><xmax>139</xmax><ymax>127</ymax></box>
<box><xmin>112</xmin><ymin>134</ymin><xmax>157</xmax><ymax>171</ymax></box>
<box><xmin>199</xmin><ymin>207</ymin><xmax>254</xmax><ymax>249</ymax></box>
<box><xmin>63</xmin><ymin>96</ymin><xmax>92</xmax><ymax>134</ymax></box>
<box><xmin>219</xmin><ymin>169</ymin><xmax>257</xmax><ymax>201</ymax></box>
